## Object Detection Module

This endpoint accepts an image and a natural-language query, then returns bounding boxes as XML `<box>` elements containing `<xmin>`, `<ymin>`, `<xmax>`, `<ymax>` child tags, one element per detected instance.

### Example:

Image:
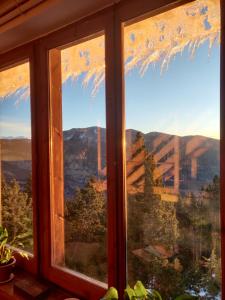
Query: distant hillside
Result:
<box><xmin>0</xmin><ymin>138</ymin><xmax>32</xmax><ymax>186</ymax></box>
<box><xmin>0</xmin><ymin>127</ymin><xmax>219</xmax><ymax>196</ymax></box>
<box><xmin>0</xmin><ymin>138</ymin><xmax>31</xmax><ymax>161</ymax></box>
<box><xmin>63</xmin><ymin>127</ymin><xmax>107</xmax><ymax>196</ymax></box>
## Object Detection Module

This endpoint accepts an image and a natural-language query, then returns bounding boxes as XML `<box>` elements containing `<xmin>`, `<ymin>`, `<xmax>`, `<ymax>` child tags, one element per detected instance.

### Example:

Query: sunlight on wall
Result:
<box><xmin>0</xmin><ymin>0</ymin><xmax>220</xmax><ymax>99</ymax></box>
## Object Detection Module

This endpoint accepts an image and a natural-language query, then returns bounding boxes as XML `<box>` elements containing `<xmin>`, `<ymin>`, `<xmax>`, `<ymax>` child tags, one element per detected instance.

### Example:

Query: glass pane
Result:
<box><xmin>125</xmin><ymin>0</ymin><xmax>221</xmax><ymax>298</ymax></box>
<box><xmin>58</xmin><ymin>35</ymin><xmax>107</xmax><ymax>282</ymax></box>
<box><xmin>0</xmin><ymin>62</ymin><xmax>33</xmax><ymax>253</ymax></box>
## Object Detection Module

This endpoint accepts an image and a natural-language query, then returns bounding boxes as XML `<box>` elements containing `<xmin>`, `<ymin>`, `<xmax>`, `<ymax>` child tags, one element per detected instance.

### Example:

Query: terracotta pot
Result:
<box><xmin>0</xmin><ymin>257</ymin><xmax>16</xmax><ymax>283</ymax></box>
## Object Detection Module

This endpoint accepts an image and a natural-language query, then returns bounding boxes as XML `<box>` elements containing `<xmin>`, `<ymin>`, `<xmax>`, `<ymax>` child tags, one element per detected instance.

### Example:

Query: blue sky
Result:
<box><xmin>0</xmin><ymin>90</ymin><xmax>31</xmax><ymax>138</ymax></box>
<box><xmin>61</xmin><ymin>40</ymin><xmax>220</xmax><ymax>140</ymax></box>
<box><xmin>0</xmin><ymin>41</ymin><xmax>220</xmax><ymax>139</ymax></box>
<box><xmin>125</xmin><ymin>42</ymin><xmax>220</xmax><ymax>139</ymax></box>
<box><xmin>62</xmin><ymin>75</ymin><xmax>106</xmax><ymax>131</ymax></box>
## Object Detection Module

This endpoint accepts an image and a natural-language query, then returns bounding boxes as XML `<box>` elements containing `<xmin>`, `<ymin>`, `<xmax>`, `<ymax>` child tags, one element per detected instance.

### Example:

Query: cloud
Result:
<box><xmin>0</xmin><ymin>0</ymin><xmax>220</xmax><ymax>99</ymax></box>
<box><xmin>0</xmin><ymin>121</ymin><xmax>31</xmax><ymax>138</ymax></box>
<box><xmin>0</xmin><ymin>63</ymin><xmax>30</xmax><ymax>100</ymax></box>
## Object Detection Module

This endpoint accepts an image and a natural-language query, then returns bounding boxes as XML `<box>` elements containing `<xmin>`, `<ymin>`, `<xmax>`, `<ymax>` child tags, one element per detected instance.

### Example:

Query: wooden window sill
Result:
<box><xmin>0</xmin><ymin>268</ymin><xmax>80</xmax><ymax>300</ymax></box>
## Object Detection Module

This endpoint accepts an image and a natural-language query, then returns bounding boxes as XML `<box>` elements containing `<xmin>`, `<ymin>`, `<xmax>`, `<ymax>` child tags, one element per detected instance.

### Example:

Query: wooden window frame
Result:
<box><xmin>0</xmin><ymin>45</ymin><xmax>38</xmax><ymax>275</ymax></box>
<box><xmin>42</xmin><ymin>1</ymin><xmax>192</xmax><ymax>298</ymax></box>
<box><xmin>221</xmin><ymin>0</ymin><xmax>225</xmax><ymax>298</ymax></box>
<box><xmin>0</xmin><ymin>0</ymin><xmax>224</xmax><ymax>299</ymax></box>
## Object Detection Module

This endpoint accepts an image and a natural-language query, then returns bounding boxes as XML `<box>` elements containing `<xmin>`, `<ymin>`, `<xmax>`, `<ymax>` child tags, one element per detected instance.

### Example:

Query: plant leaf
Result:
<box><xmin>148</xmin><ymin>290</ymin><xmax>162</xmax><ymax>300</ymax></box>
<box><xmin>134</xmin><ymin>281</ymin><xmax>148</xmax><ymax>298</ymax></box>
<box><xmin>125</xmin><ymin>285</ymin><xmax>136</xmax><ymax>300</ymax></box>
<box><xmin>18</xmin><ymin>251</ymin><xmax>29</xmax><ymax>259</ymax></box>
<box><xmin>101</xmin><ymin>287</ymin><xmax>118</xmax><ymax>300</ymax></box>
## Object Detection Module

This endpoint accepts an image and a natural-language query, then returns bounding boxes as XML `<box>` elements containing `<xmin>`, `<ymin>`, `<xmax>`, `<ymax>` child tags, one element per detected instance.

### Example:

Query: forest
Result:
<box><xmin>0</xmin><ymin>132</ymin><xmax>221</xmax><ymax>299</ymax></box>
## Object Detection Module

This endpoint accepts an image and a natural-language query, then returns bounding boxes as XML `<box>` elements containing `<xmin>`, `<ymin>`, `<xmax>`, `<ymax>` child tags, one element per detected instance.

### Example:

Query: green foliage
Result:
<box><xmin>124</xmin><ymin>281</ymin><xmax>162</xmax><ymax>300</ymax></box>
<box><xmin>148</xmin><ymin>290</ymin><xmax>162</xmax><ymax>300</ymax></box>
<box><xmin>128</xmin><ymin>141</ymin><xmax>180</xmax><ymax>298</ymax></box>
<box><xmin>1</xmin><ymin>176</ymin><xmax>33</xmax><ymax>252</ymax></box>
<box><xmin>65</xmin><ymin>177</ymin><xmax>107</xmax><ymax>281</ymax></box>
<box><xmin>125</xmin><ymin>285</ymin><xmax>136</xmax><ymax>299</ymax></box>
<box><xmin>175</xmin><ymin>180</ymin><xmax>221</xmax><ymax>298</ymax></box>
<box><xmin>0</xmin><ymin>176</ymin><xmax>31</xmax><ymax>261</ymax></box>
<box><xmin>174</xmin><ymin>295</ymin><xmax>197</xmax><ymax>300</ymax></box>
<box><xmin>134</xmin><ymin>281</ymin><xmax>148</xmax><ymax>298</ymax></box>
<box><xmin>127</xmin><ymin>135</ymin><xmax>221</xmax><ymax>298</ymax></box>
<box><xmin>142</xmin><ymin>153</ymin><xmax>179</xmax><ymax>250</ymax></box>
<box><xmin>101</xmin><ymin>281</ymin><xmax>198</xmax><ymax>300</ymax></box>
<box><xmin>65</xmin><ymin>178</ymin><xmax>106</xmax><ymax>243</ymax></box>
<box><xmin>0</xmin><ymin>227</ymin><xmax>12</xmax><ymax>264</ymax></box>
<box><xmin>101</xmin><ymin>287</ymin><xmax>118</xmax><ymax>300</ymax></box>
<box><xmin>0</xmin><ymin>226</ymin><xmax>28</xmax><ymax>265</ymax></box>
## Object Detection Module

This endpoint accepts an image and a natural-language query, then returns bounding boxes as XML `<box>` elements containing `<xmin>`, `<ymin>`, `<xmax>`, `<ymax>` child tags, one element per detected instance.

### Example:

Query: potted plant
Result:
<box><xmin>101</xmin><ymin>281</ymin><xmax>197</xmax><ymax>300</ymax></box>
<box><xmin>0</xmin><ymin>226</ymin><xmax>28</xmax><ymax>283</ymax></box>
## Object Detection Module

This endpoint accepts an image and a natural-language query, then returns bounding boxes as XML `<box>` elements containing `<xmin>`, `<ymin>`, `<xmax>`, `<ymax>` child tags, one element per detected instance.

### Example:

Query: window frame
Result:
<box><xmin>39</xmin><ymin>12</ymin><xmax>113</xmax><ymax>300</ymax></box>
<box><xmin>220</xmin><ymin>0</ymin><xmax>225</xmax><ymax>298</ymax></box>
<box><xmin>0</xmin><ymin>0</ymin><xmax>224</xmax><ymax>299</ymax></box>
<box><xmin>0</xmin><ymin>44</ymin><xmax>38</xmax><ymax>275</ymax></box>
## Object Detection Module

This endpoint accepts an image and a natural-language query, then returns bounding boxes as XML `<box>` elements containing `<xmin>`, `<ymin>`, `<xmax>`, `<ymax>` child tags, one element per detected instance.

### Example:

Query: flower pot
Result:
<box><xmin>0</xmin><ymin>257</ymin><xmax>16</xmax><ymax>283</ymax></box>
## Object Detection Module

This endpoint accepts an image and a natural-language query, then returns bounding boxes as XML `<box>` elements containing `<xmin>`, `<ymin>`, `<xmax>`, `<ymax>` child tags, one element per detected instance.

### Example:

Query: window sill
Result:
<box><xmin>0</xmin><ymin>268</ymin><xmax>79</xmax><ymax>300</ymax></box>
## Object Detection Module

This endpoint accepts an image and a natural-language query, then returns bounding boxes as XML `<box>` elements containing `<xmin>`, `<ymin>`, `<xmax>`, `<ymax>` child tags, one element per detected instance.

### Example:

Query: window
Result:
<box><xmin>0</xmin><ymin>62</ymin><xmax>33</xmax><ymax>254</ymax></box>
<box><xmin>124</xmin><ymin>0</ymin><xmax>221</xmax><ymax>298</ymax></box>
<box><xmin>0</xmin><ymin>0</ymin><xmax>223</xmax><ymax>299</ymax></box>
<box><xmin>51</xmin><ymin>34</ymin><xmax>107</xmax><ymax>283</ymax></box>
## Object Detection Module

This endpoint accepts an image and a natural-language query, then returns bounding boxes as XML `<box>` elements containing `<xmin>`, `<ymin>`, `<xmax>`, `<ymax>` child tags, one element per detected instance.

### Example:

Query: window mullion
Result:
<box><xmin>105</xmin><ymin>7</ymin><xmax>127</xmax><ymax>298</ymax></box>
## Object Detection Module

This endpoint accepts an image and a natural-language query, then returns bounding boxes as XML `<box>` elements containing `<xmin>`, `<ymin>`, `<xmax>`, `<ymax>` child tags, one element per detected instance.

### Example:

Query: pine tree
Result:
<box><xmin>1</xmin><ymin>177</ymin><xmax>33</xmax><ymax>251</ymax></box>
<box><xmin>66</xmin><ymin>178</ymin><xmax>106</xmax><ymax>243</ymax></box>
<box><xmin>142</xmin><ymin>153</ymin><xmax>179</xmax><ymax>252</ymax></box>
<box><xmin>65</xmin><ymin>177</ymin><xmax>107</xmax><ymax>281</ymax></box>
<box><xmin>127</xmin><ymin>132</ymin><xmax>180</xmax><ymax>296</ymax></box>
<box><xmin>24</xmin><ymin>173</ymin><xmax>32</xmax><ymax>202</ymax></box>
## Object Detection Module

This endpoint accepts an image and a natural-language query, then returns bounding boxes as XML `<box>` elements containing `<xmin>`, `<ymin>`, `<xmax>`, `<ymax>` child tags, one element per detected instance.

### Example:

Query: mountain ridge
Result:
<box><xmin>0</xmin><ymin>127</ymin><xmax>219</xmax><ymax>197</ymax></box>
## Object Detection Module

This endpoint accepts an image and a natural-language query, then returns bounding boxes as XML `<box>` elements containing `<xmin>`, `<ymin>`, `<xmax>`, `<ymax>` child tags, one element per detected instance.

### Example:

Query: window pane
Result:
<box><xmin>125</xmin><ymin>0</ymin><xmax>221</xmax><ymax>298</ymax></box>
<box><xmin>0</xmin><ymin>62</ymin><xmax>33</xmax><ymax>253</ymax></box>
<box><xmin>53</xmin><ymin>35</ymin><xmax>107</xmax><ymax>283</ymax></box>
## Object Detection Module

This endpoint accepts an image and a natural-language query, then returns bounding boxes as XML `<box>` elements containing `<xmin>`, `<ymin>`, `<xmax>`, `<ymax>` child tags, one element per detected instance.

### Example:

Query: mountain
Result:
<box><xmin>0</xmin><ymin>127</ymin><xmax>219</xmax><ymax>197</ymax></box>
<box><xmin>0</xmin><ymin>138</ymin><xmax>32</xmax><ymax>186</ymax></box>
<box><xmin>63</xmin><ymin>127</ymin><xmax>107</xmax><ymax>196</ymax></box>
<box><xmin>0</xmin><ymin>136</ymin><xmax>29</xmax><ymax>140</ymax></box>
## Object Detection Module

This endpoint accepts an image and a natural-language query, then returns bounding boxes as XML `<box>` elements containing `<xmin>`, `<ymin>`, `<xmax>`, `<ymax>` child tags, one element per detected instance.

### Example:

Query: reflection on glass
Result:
<box><xmin>0</xmin><ymin>62</ymin><xmax>33</xmax><ymax>253</ymax></box>
<box><xmin>125</xmin><ymin>0</ymin><xmax>221</xmax><ymax>298</ymax></box>
<box><xmin>60</xmin><ymin>35</ymin><xmax>107</xmax><ymax>282</ymax></box>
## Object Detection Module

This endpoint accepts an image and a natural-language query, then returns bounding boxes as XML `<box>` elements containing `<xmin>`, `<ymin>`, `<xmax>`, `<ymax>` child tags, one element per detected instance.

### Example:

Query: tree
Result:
<box><xmin>65</xmin><ymin>177</ymin><xmax>107</xmax><ymax>281</ymax></box>
<box><xmin>66</xmin><ymin>178</ymin><xmax>106</xmax><ymax>243</ymax></box>
<box><xmin>1</xmin><ymin>177</ymin><xmax>33</xmax><ymax>251</ymax></box>
<box><xmin>142</xmin><ymin>153</ymin><xmax>179</xmax><ymax>252</ymax></box>
<box><xmin>127</xmin><ymin>133</ymin><xmax>180</xmax><ymax>297</ymax></box>
<box><xmin>24</xmin><ymin>173</ymin><xmax>32</xmax><ymax>201</ymax></box>
<box><xmin>176</xmin><ymin>176</ymin><xmax>221</xmax><ymax>298</ymax></box>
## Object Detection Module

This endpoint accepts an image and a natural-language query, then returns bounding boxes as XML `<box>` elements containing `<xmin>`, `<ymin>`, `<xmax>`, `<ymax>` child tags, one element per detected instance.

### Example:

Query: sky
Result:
<box><xmin>0</xmin><ymin>39</ymin><xmax>220</xmax><ymax>140</ymax></box>
<box><xmin>0</xmin><ymin>89</ymin><xmax>31</xmax><ymax>138</ymax></box>
<box><xmin>125</xmin><ymin>42</ymin><xmax>220</xmax><ymax>139</ymax></box>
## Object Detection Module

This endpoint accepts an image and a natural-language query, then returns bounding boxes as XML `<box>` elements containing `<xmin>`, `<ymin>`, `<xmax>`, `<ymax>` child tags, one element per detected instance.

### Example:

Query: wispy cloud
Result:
<box><xmin>0</xmin><ymin>63</ymin><xmax>30</xmax><ymax>100</ymax></box>
<box><xmin>0</xmin><ymin>0</ymin><xmax>220</xmax><ymax>99</ymax></box>
<box><xmin>0</xmin><ymin>121</ymin><xmax>31</xmax><ymax>138</ymax></box>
